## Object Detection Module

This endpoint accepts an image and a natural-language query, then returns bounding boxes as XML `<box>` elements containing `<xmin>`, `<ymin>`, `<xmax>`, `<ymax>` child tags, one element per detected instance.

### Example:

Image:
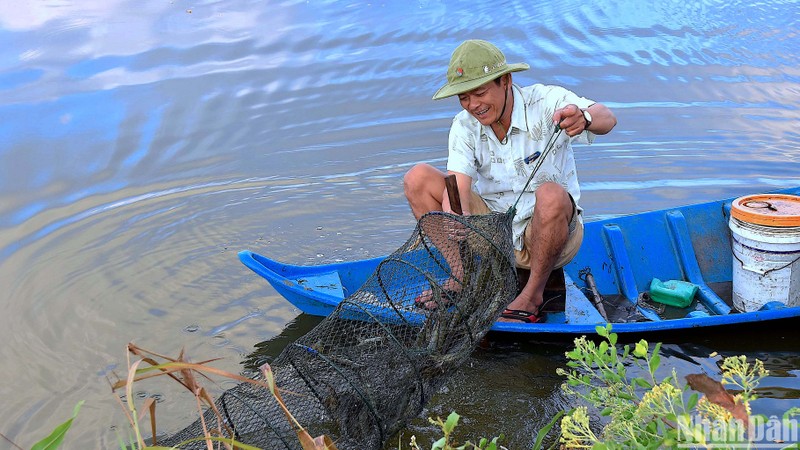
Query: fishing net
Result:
<box><xmin>161</xmin><ymin>209</ymin><xmax>518</xmax><ymax>449</ymax></box>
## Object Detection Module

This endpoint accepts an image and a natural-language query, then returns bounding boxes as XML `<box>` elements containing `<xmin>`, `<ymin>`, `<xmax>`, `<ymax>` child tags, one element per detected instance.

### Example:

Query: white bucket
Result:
<box><xmin>729</xmin><ymin>194</ymin><xmax>800</xmax><ymax>312</ymax></box>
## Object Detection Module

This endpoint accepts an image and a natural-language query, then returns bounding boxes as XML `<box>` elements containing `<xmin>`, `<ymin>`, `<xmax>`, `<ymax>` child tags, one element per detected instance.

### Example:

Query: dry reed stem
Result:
<box><xmin>113</xmin><ymin>343</ymin><xmax>338</xmax><ymax>450</ymax></box>
<box><xmin>259</xmin><ymin>363</ymin><xmax>338</xmax><ymax>450</ymax></box>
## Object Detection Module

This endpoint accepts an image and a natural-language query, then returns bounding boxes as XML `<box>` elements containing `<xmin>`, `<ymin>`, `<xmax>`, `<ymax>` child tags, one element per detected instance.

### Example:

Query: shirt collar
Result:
<box><xmin>509</xmin><ymin>84</ymin><xmax>528</xmax><ymax>133</ymax></box>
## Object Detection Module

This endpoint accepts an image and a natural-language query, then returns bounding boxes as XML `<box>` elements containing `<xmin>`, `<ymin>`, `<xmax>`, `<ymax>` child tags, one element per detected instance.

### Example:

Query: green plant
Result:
<box><xmin>31</xmin><ymin>400</ymin><xmax>84</xmax><ymax>450</ymax></box>
<box><xmin>552</xmin><ymin>324</ymin><xmax>798</xmax><ymax>450</ymax></box>
<box><xmin>402</xmin><ymin>411</ymin><xmax>504</xmax><ymax>450</ymax></box>
<box><xmin>0</xmin><ymin>401</ymin><xmax>83</xmax><ymax>450</ymax></box>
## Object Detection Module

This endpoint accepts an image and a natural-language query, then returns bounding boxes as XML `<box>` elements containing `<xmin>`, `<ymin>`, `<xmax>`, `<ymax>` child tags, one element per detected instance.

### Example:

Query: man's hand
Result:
<box><xmin>552</xmin><ymin>104</ymin><xmax>588</xmax><ymax>136</ymax></box>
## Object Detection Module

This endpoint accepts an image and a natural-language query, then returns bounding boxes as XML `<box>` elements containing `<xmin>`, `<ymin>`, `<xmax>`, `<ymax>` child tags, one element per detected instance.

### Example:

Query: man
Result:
<box><xmin>404</xmin><ymin>39</ymin><xmax>616</xmax><ymax>323</ymax></box>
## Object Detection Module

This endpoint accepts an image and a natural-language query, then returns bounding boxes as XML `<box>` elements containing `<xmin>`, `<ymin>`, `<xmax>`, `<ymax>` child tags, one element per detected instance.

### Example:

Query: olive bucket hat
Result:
<box><xmin>432</xmin><ymin>39</ymin><xmax>529</xmax><ymax>100</ymax></box>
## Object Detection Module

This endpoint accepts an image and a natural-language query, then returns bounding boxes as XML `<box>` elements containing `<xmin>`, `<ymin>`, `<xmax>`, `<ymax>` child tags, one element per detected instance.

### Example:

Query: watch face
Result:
<box><xmin>582</xmin><ymin>109</ymin><xmax>592</xmax><ymax>122</ymax></box>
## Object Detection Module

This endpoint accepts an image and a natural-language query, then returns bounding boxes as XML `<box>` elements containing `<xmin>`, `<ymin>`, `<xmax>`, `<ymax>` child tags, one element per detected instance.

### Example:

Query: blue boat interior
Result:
<box><xmin>239</xmin><ymin>187</ymin><xmax>800</xmax><ymax>332</ymax></box>
<box><xmin>564</xmin><ymin>197</ymin><xmax>736</xmax><ymax>321</ymax></box>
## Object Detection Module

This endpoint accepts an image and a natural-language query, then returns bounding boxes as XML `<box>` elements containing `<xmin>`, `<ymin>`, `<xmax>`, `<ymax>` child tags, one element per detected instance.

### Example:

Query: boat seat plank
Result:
<box><xmin>293</xmin><ymin>271</ymin><xmax>345</xmax><ymax>299</ymax></box>
<box><xmin>564</xmin><ymin>273</ymin><xmax>606</xmax><ymax>324</ymax></box>
<box><xmin>602</xmin><ymin>224</ymin><xmax>661</xmax><ymax>321</ymax></box>
<box><xmin>665</xmin><ymin>210</ymin><xmax>731</xmax><ymax>315</ymax></box>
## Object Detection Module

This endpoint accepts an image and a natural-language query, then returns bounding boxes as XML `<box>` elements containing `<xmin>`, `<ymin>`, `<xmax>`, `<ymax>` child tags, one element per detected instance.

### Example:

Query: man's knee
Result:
<box><xmin>534</xmin><ymin>183</ymin><xmax>572</xmax><ymax>221</ymax></box>
<box><xmin>403</xmin><ymin>163</ymin><xmax>439</xmax><ymax>198</ymax></box>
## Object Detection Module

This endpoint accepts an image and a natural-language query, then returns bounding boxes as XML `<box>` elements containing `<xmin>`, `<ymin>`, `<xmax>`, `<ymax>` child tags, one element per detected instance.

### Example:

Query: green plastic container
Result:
<box><xmin>649</xmin><ymin>278</ymin><xmax>698</xmax><ymax>308</ymax></box>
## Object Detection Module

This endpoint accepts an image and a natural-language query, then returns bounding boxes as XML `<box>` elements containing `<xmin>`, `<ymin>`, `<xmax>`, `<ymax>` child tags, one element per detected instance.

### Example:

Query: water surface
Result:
<box><xmin>0</xmin><ymin>0</ymin><xmax>798</xmax><ymax>447</ymax></box>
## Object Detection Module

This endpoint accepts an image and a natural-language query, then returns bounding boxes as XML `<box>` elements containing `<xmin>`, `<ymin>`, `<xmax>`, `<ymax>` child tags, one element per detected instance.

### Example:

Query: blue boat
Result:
<box><xmin>239</xmin><ymin>187</ymin><xmax>800</xmax><ymax>334</ymax></box>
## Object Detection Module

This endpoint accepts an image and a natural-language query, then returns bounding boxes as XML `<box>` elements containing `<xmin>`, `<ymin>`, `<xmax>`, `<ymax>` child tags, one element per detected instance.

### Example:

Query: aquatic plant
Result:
<box><xmin>8</xmin><ymin>327</ymin><xmax>799</xmax><ymax>449</ymax></box>
<box><xmin>553</xmin><ymin>324</ymin><xmax>800</xmax><ymax>450</ymax></box>
<box><xmin>400</xmin><ymin>411</ymin><xmax>505</xmax><ymax>450</ymax></box>
<box><xmin>0</xmin><ymin>401</ymin><xmax>83</xmax><ymax>450</ymax></box>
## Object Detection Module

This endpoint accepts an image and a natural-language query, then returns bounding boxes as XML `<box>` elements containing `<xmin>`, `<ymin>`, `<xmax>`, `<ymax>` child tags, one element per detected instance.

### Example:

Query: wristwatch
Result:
<box><xmin>581</xmin><ymin>108</ymin><xmax>592</xmax><ymax>130</ymax></box>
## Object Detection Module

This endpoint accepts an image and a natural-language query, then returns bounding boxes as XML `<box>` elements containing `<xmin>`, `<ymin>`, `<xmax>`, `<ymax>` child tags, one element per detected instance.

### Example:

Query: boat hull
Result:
<box><xmin>240</xmin><ymin>187</ymin><xmax>800</xmax><ymax>334</ymax></box>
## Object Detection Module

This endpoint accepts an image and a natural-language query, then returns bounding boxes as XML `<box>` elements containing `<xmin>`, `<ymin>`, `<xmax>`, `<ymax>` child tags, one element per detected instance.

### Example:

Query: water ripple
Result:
<box><xmin>1</xmin><ymin>0</ymin><xmax>799</xmax><ymax>446</ymax></box>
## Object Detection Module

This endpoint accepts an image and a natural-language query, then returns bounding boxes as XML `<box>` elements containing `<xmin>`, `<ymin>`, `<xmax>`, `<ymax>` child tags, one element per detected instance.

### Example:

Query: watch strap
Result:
<box><xmin>581</xmin><ymin>108</ymin><xmax>592</xmax><ymax>130</ymax></box>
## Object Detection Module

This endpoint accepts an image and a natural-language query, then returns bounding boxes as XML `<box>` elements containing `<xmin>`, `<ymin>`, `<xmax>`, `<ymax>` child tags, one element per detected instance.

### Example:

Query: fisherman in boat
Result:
<box><xmin>404</xmin><ymin>39</ymin><xmax>617</xmax><ymax>323</ymax></box>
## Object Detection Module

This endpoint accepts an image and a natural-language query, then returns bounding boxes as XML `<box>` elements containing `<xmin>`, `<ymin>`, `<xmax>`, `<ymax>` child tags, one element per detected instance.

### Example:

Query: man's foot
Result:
<box><xmin>414</xmin><ymin>280</ymin><xmax>461</xmax><ymax>310</ymax></box>
<box><xmin>499</xmin><ymin>307</ymin><xmax>546</xmax><ymax>323</ymax></box>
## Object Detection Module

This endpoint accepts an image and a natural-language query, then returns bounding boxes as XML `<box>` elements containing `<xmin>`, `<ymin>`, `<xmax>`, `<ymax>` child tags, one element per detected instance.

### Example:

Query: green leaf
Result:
<box><xmin>599</xmin><ymin>341</ymin><xmax>609</xmax><ymax>356</ymax></box>
<box><xmin>618</xmin><ymin>392</ymin><xmax>635</xmax><ymax>401</ymax></box>
<box><xmin>116</xmin><ymin>433</ymin><xmax>128</xmax><ymax>450</ymax></box>
<box><xmin>603</xmin><ymin>371</ymin><xmax>620</xmax><ymax>383</ymax></box>
<box><xmin>432</xmin><ymin>437</ymin><xmax>446</xmax><ymax>449</ymax></box>
<box><xmin>652</xmin><ymin>342</ymin><xmax>662</xmax><ymax>359</ymax></box>
<box><xmin>444</xmin><ymin>411</ymin><xmax>460</xmax><ymax>434</ymax></box>
<box><xmin>634</xmin><ymin>340</ymin><xmax>648</xmax><ymax>358</ymax></box>
<box><xmin>531</xmin><ymin>409</ymin><xmax>566</xmax><ymax>450</ymax></box>
<box><xmin>31</xmin><ymin>401</ymin><xmax>84</xmax><ymax>450</ymax></box>
<box><xmin>687</xmin><ymin>393</ymin><xmax>699</xmax><ymax>410</ymax></box>
<box><xmin>649</xmin><ymin>354</ymin><xmax>661</xmax><ymax>374</ymax></box>
<box><xmin>153</xmin><ymin>447</ymin><xmax>193</xmax><ymax>450</ymax></box>
<box><xmin>173</xmin><ymin>436</ymin><xmax>266</xmax><ymax>449</ymax></box>
<box><xmin>600</xmin><ymin>407</ymin><xmax>613</xmax><ymax>416</ymax></box>
<box><xmin>633</xmin><ymin>377</ymin><xmax>652</xmax><ymax>389</ymax></box>
<box><xmin>609</xmin><ymin>332</ymin><xmax>618</xmax><ymax>346</ymax></box>
<box><xmin>595</xmin><ymin>325</ymin><xmax>608</xmax><ymax>337</ymax></box>
<box><xmin>783</xmin><ymin>407</ymin><xmax>800</xmax><ymax>420</ymax></box>
<box><xmin>591</xmin><ymin>443</ymin><xmax>608</xmax><ymax>450</ymax></box>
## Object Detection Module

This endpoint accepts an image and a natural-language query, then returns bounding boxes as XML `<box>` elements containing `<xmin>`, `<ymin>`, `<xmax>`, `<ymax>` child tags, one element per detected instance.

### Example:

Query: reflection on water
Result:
<box><xmin>0</xmin><ymin>0</ymin><xmax>798</xmax><ymax>447</ymax></box>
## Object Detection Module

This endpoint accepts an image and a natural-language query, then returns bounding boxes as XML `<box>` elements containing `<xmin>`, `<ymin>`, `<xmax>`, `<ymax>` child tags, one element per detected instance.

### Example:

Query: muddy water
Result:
<box><xmin>0</xmin><ymin>0</ymin><xmax>798</xmax><ymax>447</ymax></box>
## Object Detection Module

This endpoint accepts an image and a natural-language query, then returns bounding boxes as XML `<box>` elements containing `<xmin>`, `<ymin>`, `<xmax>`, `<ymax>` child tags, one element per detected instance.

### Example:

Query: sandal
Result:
<box><xmin>500</xmin><ymin>308</ymin><xmax>546</xmax><ymax>324</ymax></box>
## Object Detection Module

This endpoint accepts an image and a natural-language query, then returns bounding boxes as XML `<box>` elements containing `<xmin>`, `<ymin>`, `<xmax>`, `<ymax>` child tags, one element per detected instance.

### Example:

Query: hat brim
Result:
<box><xmin>432</xmin><ymin>63</ymin><xmax>529</xmax><ymax>100</ymax></box>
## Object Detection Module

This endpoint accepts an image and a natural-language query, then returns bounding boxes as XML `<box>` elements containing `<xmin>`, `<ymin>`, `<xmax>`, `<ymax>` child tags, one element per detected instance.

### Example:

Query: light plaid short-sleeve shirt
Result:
<box><xmin>446</xmin><ymin>83</ymin><xmax>595</xmax><ymax>250</ymax></box>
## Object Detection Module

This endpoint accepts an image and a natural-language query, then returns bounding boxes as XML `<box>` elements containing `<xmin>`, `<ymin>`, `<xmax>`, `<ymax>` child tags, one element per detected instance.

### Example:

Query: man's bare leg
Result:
<box><xmin>500</xmin><ymin>182</ymin><xmax>573</xmax><ymax>320</ymax></box>
<box><xmin>403</xmin><ymin>163</ymin><xmax>447</xmax><ymax>219</ymax></box>
<box><xmin>403</xmin><ymin>164</ymin><xmax>466</xmax><ymax>306</ymax></box>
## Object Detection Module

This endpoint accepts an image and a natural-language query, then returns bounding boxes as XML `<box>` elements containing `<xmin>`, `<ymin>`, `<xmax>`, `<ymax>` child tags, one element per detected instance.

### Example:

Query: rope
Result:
<box><xmin>508</xmin><ymin>124</ymin><xmax>564</xmax><ymax>216</ymax></box>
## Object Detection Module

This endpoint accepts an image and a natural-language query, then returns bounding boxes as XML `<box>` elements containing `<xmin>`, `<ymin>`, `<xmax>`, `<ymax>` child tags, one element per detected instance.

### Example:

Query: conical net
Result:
<box><xmin>161</xmin><ymin>210</ymin><xmax>517</xmax><ymax>449</ymax></box>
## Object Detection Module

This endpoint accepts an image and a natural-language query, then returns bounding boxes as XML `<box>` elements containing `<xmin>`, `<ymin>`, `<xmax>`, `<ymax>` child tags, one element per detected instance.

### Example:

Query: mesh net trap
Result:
<box><xmin>161</xmin><ymin>208</ymin><xmax>519</xmax><ymax>449</ymax></box>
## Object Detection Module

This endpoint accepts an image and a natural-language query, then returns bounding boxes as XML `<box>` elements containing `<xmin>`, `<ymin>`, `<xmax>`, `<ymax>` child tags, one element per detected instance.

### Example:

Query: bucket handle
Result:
<box><xmin>732</xmin><ymin>251</ymin><xmax>800</xmax><ymax>275</ymax></box>
<box><xmin>743</xmin><ymin>200</ymin><xmax>778</xmax><ymax>211</ymax></box>
<box><xmin>726</xmin><ymin>203</ymin><xmax>800</xmax><ymax>275</ymax></box>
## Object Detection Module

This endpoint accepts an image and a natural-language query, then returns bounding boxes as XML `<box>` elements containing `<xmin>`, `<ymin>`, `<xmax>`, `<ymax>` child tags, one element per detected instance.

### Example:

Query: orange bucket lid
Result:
<box><xmin>731</xmin><ymin>194</ymin><xmax>800</xmax><ymax>227</ymax></box>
